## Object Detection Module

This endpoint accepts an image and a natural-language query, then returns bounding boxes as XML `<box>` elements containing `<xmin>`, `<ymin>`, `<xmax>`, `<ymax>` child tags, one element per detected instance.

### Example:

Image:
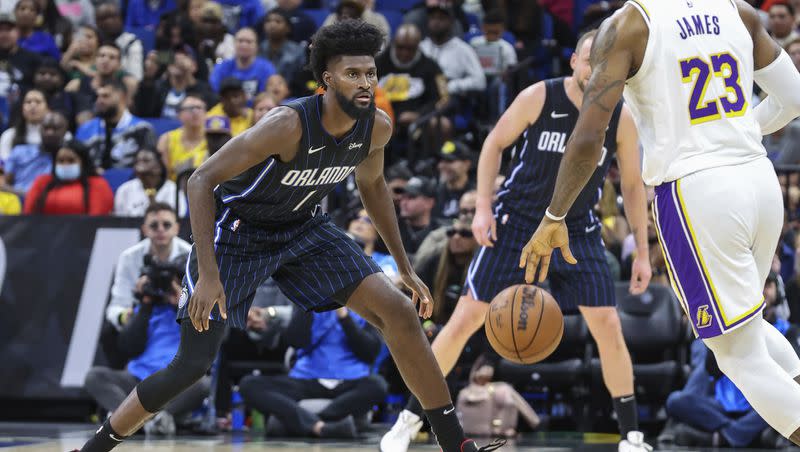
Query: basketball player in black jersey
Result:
<box><xmin>75</xmin><ymin>21</ymin><xmax>503</xmax><ymax>452</ymax></box>
<box><xmin>382</xmin><ymin>30</ymin><xmax>652</xmax><ymax>452</ymax></box>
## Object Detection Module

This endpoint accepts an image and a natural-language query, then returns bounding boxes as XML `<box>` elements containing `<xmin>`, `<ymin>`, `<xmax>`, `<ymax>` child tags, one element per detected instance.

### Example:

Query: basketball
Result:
<box><xmin>485</xmin><ymin>284</ymin><xmax>564</xmax><ymax>364</ymax></box>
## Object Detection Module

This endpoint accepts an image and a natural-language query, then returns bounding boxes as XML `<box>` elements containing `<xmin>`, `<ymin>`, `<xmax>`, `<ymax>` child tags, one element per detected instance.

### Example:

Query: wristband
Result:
<box><xmin>545</xmin><ymin>208</ymin><xmax>566</xmax><ymax>222</ymax></box>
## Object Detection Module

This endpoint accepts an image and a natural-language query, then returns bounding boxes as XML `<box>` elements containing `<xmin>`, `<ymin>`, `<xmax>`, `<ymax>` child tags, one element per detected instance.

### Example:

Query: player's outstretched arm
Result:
<box><xmin>737</xmin><ymin>0</ymin><xmax>800</xmax><ymax>134</ymax></box>
<box><xmin>185</xmin><ymin>107</ymin><xmax>301</xmax><ymax>331</ymax></box>
<box><xmin>355</xmin><ymin>109</ymin><xmax>434</xmax><ymax>318</ymax></box>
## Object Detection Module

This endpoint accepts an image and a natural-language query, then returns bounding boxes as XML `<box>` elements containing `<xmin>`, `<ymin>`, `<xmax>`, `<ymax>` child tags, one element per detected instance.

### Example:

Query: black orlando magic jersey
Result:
<box><xmin>216</xmin><ymin>95</ymin><xmax>375</xmax><ymax>226</ymax></box>
<box><xmin>494</xmin><ymin>78</ymin><xmax>623</xmax><ymax>234</ymax></box>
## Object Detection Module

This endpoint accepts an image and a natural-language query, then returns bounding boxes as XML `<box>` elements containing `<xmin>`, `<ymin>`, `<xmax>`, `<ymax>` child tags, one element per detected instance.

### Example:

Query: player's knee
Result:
<box><xmin>449</xmin><ymin>298</ymin><xmax>487</xmax><ymax>336</ymax></box>
<box><xmin>239</xmin><ymin>375</ymin><xmax>263</xmax><ymax>399</ymax></box>
<box><xmin>588</xmin><ymin>308</ymin><xmax>625</xmax><ymax>345</ymax></box>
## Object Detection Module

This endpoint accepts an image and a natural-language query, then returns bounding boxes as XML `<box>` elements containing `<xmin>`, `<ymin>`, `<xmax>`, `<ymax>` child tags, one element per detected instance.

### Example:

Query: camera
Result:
<box><xmin>140</xmin><ymin>254</ymin><xmax>187</xmax><ymax>304</ymax></box>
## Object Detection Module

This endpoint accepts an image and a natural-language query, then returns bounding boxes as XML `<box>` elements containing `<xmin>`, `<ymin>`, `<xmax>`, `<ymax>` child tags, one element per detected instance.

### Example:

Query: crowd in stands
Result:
<box><xmin>5</xmin><ymin>0</ymin><xmax>800</xmax><ymax>447</ymax></box>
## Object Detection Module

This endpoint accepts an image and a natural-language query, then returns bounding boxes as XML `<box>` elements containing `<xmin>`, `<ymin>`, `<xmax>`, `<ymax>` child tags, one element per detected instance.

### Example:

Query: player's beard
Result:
<box><xmin>335</xmin><ymin>89</ymin><xmax>376</xmax><ymax>120</ymax></box>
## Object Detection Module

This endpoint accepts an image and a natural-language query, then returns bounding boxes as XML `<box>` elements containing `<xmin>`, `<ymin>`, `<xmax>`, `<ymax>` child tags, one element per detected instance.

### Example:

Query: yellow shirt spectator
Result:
<box><xmin>0</xmin><ymin>191</ymin><xmax>21</xmax><ymax>215</ymax></box>
<box><xmin>208</xmin><ymin>104</ymin><xmax>253</xmax><ymax>137</ymax></box>
<box><xmin>160</xmin><ymin>129</ymin><xmax>208</xmax><ymax>180</ymax></box>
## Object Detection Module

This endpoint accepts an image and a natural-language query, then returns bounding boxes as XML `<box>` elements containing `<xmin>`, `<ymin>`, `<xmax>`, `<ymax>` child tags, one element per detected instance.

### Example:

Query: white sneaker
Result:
<box><xmin>619</xmin><ymin>431</ymin><xmax>653</xmax><ymax>452</ymax></box>
<box><xmin>143</xmin><ymin>411</ymin><xmax>176</xmax><ymax>436</ymax></box>
<box><xmin>380</xmin><ymin>410</ymin><xmax>423</xmax><ymax>452</ymax></box>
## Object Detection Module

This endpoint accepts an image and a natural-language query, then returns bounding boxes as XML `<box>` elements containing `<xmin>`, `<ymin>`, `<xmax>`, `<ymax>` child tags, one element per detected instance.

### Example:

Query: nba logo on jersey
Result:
<box><xmin>696</xmin><ymin>305</ymin><xmax>712</xmax><ymax>329</ymax></box>
<box><xmin>231</xmin><ymin>218</ymin><xmax>241</xmax><ymax>232</ymax></box>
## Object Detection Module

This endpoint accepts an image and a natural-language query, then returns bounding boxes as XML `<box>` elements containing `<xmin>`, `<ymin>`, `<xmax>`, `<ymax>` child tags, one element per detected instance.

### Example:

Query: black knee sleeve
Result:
<box><xmin>137</xmin><ymin>319</ymin><xmax>226</xmax><ymax>413</ymax></box>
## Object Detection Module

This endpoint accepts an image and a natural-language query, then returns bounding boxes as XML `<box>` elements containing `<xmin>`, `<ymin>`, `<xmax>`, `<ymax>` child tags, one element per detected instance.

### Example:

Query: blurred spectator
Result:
<box><xmin>65</xmin><ymin>43</ymin><xmax>138</xmax><ymax>125</ymax></box>
<box><xmin>274</xmin><ymin>0</ymin><xmax>316</xmax><ymax>43</ymax></box>
<box><xmin>266</xmin><ymin>73</ymin><xmax>291</xmax><ymax>104</ymax></box>
<box><xmin>239</xmin><ymin>305</ymin><xmax>388</xmax><ymax>439</ymax></box>
<box><xmin>399</xmin><ymin>176</ymin><xmax>442</xmax><ymax>255</ymax></box>
<box><xmin>347</xmin><ymin>207</ymin><xmax>398</xmax><ymax>282</ymax></box>
<box><xmin>157</xmin><ymin>94</ymin><xmax>207</xmax><ymax>180</ymax></box>
<box><xmin>0</xmin><ymin>88</ymin><xmax>47</xmax><ymax>160</ymax></box>
<box><xmin>420</xmin><ymin>3</ymin><xmax>485</xmax><ymax>97</ymax></box>
<box><xmin>404</xmin><ymin>0</ymin><xmax>465</xmax><ymax>40</ymax></box>
<box><xmin>193</xmin><ymin>1</ymin><xmax>235</xmax><ymax>81</ymax></box>
<box><xmin>0</xmin><ymin>12</ymin><xmax>42</xmax><ymax>129</ymax></box>
<box><xmin>134</xmin><ymin>46</ymin><xmax>216</xmax><ymax>119</ymax></box>
<box><xmin>769</xmin><ymin>2</ymin><xmax>799</xmax><ymax>48</ymax></box>
<box><xmin>125</xmin><ymin>0</ymin><xmax>176</xmax><ymax>29</ymax></box>
<box><xmin>414</xmin><ymin>214</ymin><xmax>478</xmax><ymax>325</ymax></box>
<box><xmin>114</xmin><ymin>148</ymin><xmax>187</xmax><ymax>217</ymax></box>
<box><xmin>434</xmin><ymin>140</ymin><xmax>474</xmax><ymax>220</ymax></box>
<box><xmin>215</xmin><ymin>0</ymin><xmax>265</xmax><ymax>31</ymax></box>
<box><xmin>599</xmin><ymin>178</ymin><xmax>629</xmax><ymax>258</ymax></box>
<box><xmin>86</xmin><ymin>204</ymin><xmax>206</xmax><ymax>436</ymax></box>
<box><xmin>15</xmin><ymin>0</ymin><xmax>62</xmax><ymax>60</ymax></box>
<box><xmin>210</xmin><ymin>27</ymin><xmax>275</xmax><ymax>102</ymax></box>
<box><xmin>787</xmin><ymin>37</ymin><xmax>800</xmax><ymax>71</ymax></box>
<box><xmin>207</xmin><ymin>77</ymin><xmax>253</xmax><ymax>137</ymax></box>
<box><xmin>322</xmin><ymin>0</ymin><xmax>390</xmax><ymax>46</ymax></box>
<box><xmin>376</xmin><ymin>23</ymin><xmax>448</xmax><ymax>150</ymax></box>
<box><xmin>469</xmin><ymin>9</ymin><xmax>517</xmax><ymax>78</ymax></box>
<box><xmin>204</xmin><ymin>115</ymin><xmax>232</xmax><ymax>156</ymax></box>
<box><xmin>60</xmin><ymin>24</ymin><xmax>98</xmax><ymax>81</ymax></box>
<box><xmin>33</xmin><ymin>58</ymin><xmax>75</xmax><ymax>124</ymax></box>
<box><xmin>415</xmin><ymin>189</ymin><xmax>475</xmax><ymax>268</ymax></box>
<box><xmin>5</xmin><ymin>111</ymin><xmax>67</xmax><ymax>195</ymax></box>
<box><xmin>23</xmin><ymin>139</ymin><xmax>113</xmax><ymax>214</ymax></box>
<box><xmin>258</xmin><ymin>7</ymin><xmax>305</xmax><ymax>81</ymax></box>
<box><xmin>37</xmin><ymin>0</ymin><xmax>74</xmax><ymax>52</ymax></box>
<box><xmin>54</xmin><ymin>0</ymin><xmax>95</xmax><ymax>27</ymax></box>
<box><xmin>105</xmin><ymin>201</ymin><xmax>191</xmax><ymax>331</ymax></box>
<box><xmin>0</xmin><ymin>164</ymin><xmax>21</xmax><ymax>214</ymax></box>
<box><xmin>94</xmin><ymin>1</ymin><xmax>144</xmax><ymax>81</ymax></box>
<box><xmin>385</xmin><ymin>160</ymin><xmax>413</xmax><ymax>209</ymax></box>
<box><xmin>75</xmin><ymin>80</ymin><xmax>157</xmax><ymax>169</ymax></box>
<box><xmin>252</xmin><ymin>91</ymin><xmax>276</xmax><ymax>124</ymax></box>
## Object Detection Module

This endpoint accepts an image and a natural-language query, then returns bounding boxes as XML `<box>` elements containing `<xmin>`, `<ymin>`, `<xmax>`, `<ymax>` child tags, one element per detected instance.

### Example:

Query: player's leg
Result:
<box><xmin>579</xmin><ymin>306</ymin><xmax>633</xmax><ymax>398</ymax></box>
<box><xmin>431</xmin><ymin>293</ymin><xmax>490</xmax><ymax>375</ymax></box>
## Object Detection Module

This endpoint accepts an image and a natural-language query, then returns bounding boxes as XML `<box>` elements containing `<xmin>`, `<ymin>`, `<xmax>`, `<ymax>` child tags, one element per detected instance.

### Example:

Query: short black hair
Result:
<box><xmin>309</xmin><ymin>19</ymin><xmax>384</xmax><ymax>89</ymax></box>
<box><xmin>144</xmin><ymin>201</ymin><xmax>176</xmax><ymax>218</ymax></box>
<box><xmin>483</xmin><ymin>9</ymin><xmax>506</xmax><ymax>25</ymax></box>
<box><xmin>772</xmin><ymin>1</ymin><xmax>795</xmax><ymax>17</ymax></box>
<box><xmin>99</xmin><ymin>78</ymin><xmax>127</xmax><ymax>95</ymax></box>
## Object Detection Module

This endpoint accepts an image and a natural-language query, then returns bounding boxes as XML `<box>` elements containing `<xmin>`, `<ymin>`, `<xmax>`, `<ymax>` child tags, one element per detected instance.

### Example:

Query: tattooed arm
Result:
<box><xmin>547</xmin><ymin>6</ymin><xmax>648</xmax><ymax>217</ymax></box>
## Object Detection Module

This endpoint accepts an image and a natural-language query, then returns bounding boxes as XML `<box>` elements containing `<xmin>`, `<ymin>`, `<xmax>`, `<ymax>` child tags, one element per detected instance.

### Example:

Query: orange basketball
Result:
<box><xmin>484</xmin><ymin>284</ymin><xmax>564</xmax><ymax>364</ymax></box>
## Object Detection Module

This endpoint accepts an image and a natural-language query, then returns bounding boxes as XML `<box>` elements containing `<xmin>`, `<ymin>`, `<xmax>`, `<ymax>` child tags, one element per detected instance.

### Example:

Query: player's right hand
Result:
<box><xmin>519</xmin><ymin>217</ymin><xmax>576</xmax><ymax>283</ymax></box>
<box><xmin>472</xmin><ymin>205</ymin><xmax>497</xmax><ymax>247</ymax></box>
<box><xmin>188</xmin><ymin>277</ymin><xmax>227</xmax><ymax>332</ymax></box>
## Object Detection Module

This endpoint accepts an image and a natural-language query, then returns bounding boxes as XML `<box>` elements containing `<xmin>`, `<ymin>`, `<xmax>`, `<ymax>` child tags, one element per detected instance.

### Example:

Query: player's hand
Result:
<box><xmin>629</xmin><ymin>255</ymin><xmax>652</xmax><ymax>295</ymax></box>
<box><xmin>519</xmin><ymin>217</ymin><xmax>576</xmax><ymax>284</ymax></box>
<box><xmin>471</xmin><ymin>204</ymin><xmax>497</xmax><ymax>247</ymax></box>
<box><xmin>188</xmin><ymin>276</ymin><xmax>227</xmax><ymax>332</ymax></box>
<box><xmin>401</xmin><ymin>271</ymin><xmax>434</xmax><ymax>319</ymax></box>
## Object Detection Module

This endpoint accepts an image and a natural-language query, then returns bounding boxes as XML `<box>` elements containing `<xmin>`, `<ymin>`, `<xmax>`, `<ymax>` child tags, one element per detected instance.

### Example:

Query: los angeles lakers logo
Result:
<box><xmin>696</xmin><ymin>305</ymin><xmax>712</xmax><ymax>329</ymax></box>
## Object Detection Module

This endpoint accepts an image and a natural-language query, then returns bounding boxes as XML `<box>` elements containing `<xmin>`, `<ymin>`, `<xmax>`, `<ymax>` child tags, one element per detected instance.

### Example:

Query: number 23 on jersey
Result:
<box><xmin>680</xmin><ymin>51</ymin><xmax>747</xmax><ymax>125</ymax></box>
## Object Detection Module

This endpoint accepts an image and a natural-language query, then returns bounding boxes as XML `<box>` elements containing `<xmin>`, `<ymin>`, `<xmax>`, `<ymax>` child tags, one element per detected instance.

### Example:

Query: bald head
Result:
<box><xmin>393</xmin><ymin>24</ymin><xmax>422</xmax><ymax>64</ymax></box>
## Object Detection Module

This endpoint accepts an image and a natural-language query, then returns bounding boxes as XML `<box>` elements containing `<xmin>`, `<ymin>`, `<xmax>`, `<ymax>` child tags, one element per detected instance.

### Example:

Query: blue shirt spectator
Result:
<box><xmin>216</xmin><ymin>0</ymin><xmax>265</xmax><ymax>31</ymax></box>
<box><xmin>5</xmin><ymin>144</ymin><xmax>52</xmax><ymax>194</ymax></box>
<box><xmin>18</xmin><ymin>31</ymin><xmax>61</xmax><ymax>61</ymax></box>
<box><xmin>210</xmin><ymin>57</ymin><xmax>274</xmax><ymax>101</ymax></box>
<box><xmin>124</xmin><ymin>0</ymin><xmax>177</xmax><ymax>29</ymax></box>
<box><xmin>126</xmin><ymin>304</ymin><xmax>181</xmax><ymax>379</ymax></box>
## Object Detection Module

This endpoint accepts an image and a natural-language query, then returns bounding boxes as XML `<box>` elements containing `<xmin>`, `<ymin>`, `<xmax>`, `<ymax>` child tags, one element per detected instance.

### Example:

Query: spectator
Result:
<box><xmin>376</xmin><ymin>23</ymin><xmax>448</xmax><ymax>150</ymax></box>
<box><xmin>434</xmin><ymin>140</ymin><xmax>474</xmax><ymax>220</ymax></box>
<box><xmin>193</xmin><ymin>1</ymin><xmax>235</xmax><ymax>81</ymax></box>
<box><xmin>23</xmin><ymin>139</ymin><xmax>113</xmax><ymax>214</ymax></box>
<box><xmin>114</xmin><ymin>148</ymin><xmax>187</xmax><ymax>216</ymax></box>
<box><xmin>204</xmin><ymin>115</ymin><xmax>231</xmax><ymax>157</ymax></box>
<box><xmin>215</xmin><ymin>0</ymin><xmax>265</xmax><ymax>31</ymax></box>
<box><xmin>15</xmin><ymin>0</ymin><xmax>61</xmax><ymax>60</ymax></box>
<box><xmin>274</xmin><ymin>0</ymin><xmax>316</xmax><ymax>43</ymax></box>
<box><xmin>415</xmin><ymin>188</ymin><xmax>475</xmax><ymax>268</ymax></box>
<box><xmin>157</xmin><ymin>95</ymin><xmax>207</xmax><ymax>180</ymax></box>
<box><xmin>0</xmin><ymin>164</ymin><xmax>21</xmax><ymax>214</ymax></box>
<box><xmin>399</xmin><ymin>176</ymin><xmax>442</xmax><ymax>255</ymax></box>
<box><xmin>787</xmin><ymin>37</ymin><xmax>800</xmax><ymax>71</ymax></box>
<box><xmin>239</xmin><ymin>305</ymin><xmax>388</xmax><ymax>439</ymax></box>
<box><xmin>94</xmin><ymin>1</ymin><xmax>143</xmax><ymax>81</ymax></box>
<box><xmin>207</xmin><ymin>77</ymin><xmax>253</xmax><ymax>137</ymax></box>
<box><xmin>469</xmin><ymin>9</ymin><xmax>516</xmax><ymax>119</ymax></box>
<box><xmin>252</xmin><ymin>91</ymin><xmax>276</xmax><ymax>124</ymax></box>
<box><xmin>258</xmin><ymin>7</ymin><xmax>305</xmax><ymax>82</ymax></box>
<box><xmin>403</xmin><ymin>0</ymin><xmax>465</xmax><ymax>40</ymax></box>
<box><xmin>0</xmin><ymin>88</ymin><xmax>47</xmax><ymax>160</ymax></box>
<box><xmin>134</xmin><ymin>46</ymin><xmax>216</xmax><ymax>119</ymax></box>
<box><xmin>322</xmin><ymin>0</ymin><xmax>391</xmax><ymax>46</ymax></box>
<box><xmin>210</xmin><ymin>27</ymin><xmax>275</xmax><ymax>102</ymax></box>
<box><xmin>5</xmin><ymin>110</ymin><xmax>67</xmax><ymax>195</ymax></box>
<box><xmin>75</xmin><ymin>80</ymin><xmax>157</xmax><ymax>169</ymax></box>
<box><xmin>769</xmin><ymin>2</ymin><xmax>799</xmax><ymax>48</ymax></box>
<box><xmin>124</xmin><ymin>0</ymin><xmax>176</xmax><ymax>29</ymax></box>
<box><xmin>54</xmin><ymin>0</ymin><xmax>95</xmax><ymax>27</ymax></box>
<box><xmin>65</xmin><ymin>43</ymin><xmax>138</xmax><ymax>125</ymax></box>
<box><xmin>385</xmin><ymin>159</ymin><xmax>413</xmax><ymax>209</ymax></box>
<box><xmin>60</xmin><ymin>24</ymin><xmax>98</xmax><ymax>81</ymax></box>
<box><xmin>0</xmin><ymin>12</ymin><xmax>41</xmax><ymax>130</ymax></box>
<box><xmin>105</xmin><ymin>201</ymin><xmax>191</xmax><ymax>330</ymax></box>
<box><xmin>39</xmin><ymin>0</ymin><xmax>74</xmax><ymax>51</ymax></box>
<box><xmin>420</xmin><ymin>2</ymin><xmax>486</xmax><ymax>97</ymax></box>
<box><xmin>86</xmin><ymin>203</ymin><xmax>205</xmax><ymax>435</ymax></box>
<box><xmin>266</xmin><ymin>73</ymin><xmax>291</xmax><ymax>104</ymax></box>
<box><xmin>347</xmin><ymin>207</ymin><xmax>398</xmax><ymax>282</ymax></box>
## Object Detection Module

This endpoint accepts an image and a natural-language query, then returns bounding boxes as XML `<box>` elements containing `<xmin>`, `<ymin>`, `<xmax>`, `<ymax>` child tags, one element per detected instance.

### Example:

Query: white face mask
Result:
<box><xmin>55</xmin><ymin>163</ymin><xmax>81</xmax><ymax>181</ymax></box>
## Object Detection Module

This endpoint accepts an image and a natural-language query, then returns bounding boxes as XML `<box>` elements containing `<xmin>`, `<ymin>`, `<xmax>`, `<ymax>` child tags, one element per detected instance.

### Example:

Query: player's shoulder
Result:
<box><xmin>371</xmin><ymin>108</ymin><xmax>393</xmax><ymax>148</ymax></box>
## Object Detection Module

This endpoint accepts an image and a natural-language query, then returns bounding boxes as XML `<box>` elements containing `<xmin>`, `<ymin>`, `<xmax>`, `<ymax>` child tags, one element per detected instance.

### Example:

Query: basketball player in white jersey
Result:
<box><xmin>521</xmin><ymin>0</ymin><xmax>800</xmax><ymax>444</ymax></box>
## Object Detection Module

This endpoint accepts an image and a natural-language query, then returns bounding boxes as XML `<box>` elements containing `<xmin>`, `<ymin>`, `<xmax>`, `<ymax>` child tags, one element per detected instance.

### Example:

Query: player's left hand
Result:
<box><xmin>519</xmin><ymin>217</ymin><xmax>576</xmax><ymax>284</ymax></box>
<box><xmin>401</xmin><ymin>271</ymin><xmax>434</xmax><ymax>319</ymax></box>
<box><xmin>629</xmin><ymin>255</ymin><xmax>652</xmax><ymax>295</ymax></box>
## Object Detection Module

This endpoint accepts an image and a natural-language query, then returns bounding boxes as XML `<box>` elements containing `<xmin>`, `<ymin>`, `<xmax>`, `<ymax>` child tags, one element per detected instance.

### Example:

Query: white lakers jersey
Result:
<box><xmin>623</xmin><ymin>0</ymin><xmax>765</xmax><ymax>186</ymax></box>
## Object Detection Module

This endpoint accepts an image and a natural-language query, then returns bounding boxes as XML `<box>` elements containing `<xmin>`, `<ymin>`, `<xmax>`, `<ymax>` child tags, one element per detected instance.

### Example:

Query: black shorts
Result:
<box><xmin>177</xmin><ymin>209</ymin><xmax>382</xmax><ymax>329</ymax></box>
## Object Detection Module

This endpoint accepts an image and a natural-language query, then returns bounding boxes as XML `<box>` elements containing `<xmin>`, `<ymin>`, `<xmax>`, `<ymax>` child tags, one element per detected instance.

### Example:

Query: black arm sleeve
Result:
<box><xmin>339</xmin><ymin>314</ymin><xmax>382</xmax><ymax>363</ymax></box>
<box><xmin>117</xmin><ymin>303</ymin><xmax>153</xmax><ymax>357</ymax></box>
<box><xmin>283</xmin><ymin>306</ymin><xmax>313</xmax><ymax>349</ymax></box>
